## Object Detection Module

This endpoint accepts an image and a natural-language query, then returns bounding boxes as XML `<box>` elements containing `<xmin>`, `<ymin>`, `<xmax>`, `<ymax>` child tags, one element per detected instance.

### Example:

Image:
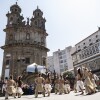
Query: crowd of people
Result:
<box><xmin>0</xmin><ymin>66</ymin><xmax>100</xmax><ymax>100</ymax></box>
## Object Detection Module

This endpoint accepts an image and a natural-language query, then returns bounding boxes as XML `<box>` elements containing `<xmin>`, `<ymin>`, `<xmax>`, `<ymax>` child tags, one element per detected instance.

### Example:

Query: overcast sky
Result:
<box><xmin>0</xmin><ymin>0</ymin><xmax>100</xmax><ymax>76</ymax></box>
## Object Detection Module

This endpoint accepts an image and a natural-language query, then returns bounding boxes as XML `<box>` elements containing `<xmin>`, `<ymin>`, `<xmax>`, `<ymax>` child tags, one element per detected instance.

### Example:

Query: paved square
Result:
<box><xmin>0</xmin><ymin>91</ymin><xmax>100</xmax><ymax>100</ymax></box>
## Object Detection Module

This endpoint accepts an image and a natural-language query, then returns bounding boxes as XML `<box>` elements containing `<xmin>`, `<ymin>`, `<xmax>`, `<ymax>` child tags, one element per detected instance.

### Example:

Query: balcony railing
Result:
<box><xmin>77</xmin><ymin>41</ymin><xmax>100</xmax><ymax>61</ymax></box>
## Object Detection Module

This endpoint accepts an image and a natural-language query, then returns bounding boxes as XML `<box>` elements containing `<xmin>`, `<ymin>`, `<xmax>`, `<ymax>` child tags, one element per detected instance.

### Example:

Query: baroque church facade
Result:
<box><xmin>1</xmin><ymin>2</ymin><xmax>49</xmax><ymax>80</ymax></box>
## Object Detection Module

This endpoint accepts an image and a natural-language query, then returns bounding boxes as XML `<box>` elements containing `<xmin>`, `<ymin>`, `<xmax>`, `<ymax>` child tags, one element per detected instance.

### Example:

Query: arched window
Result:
<box><xmin>15</xmin><ymin>9</ymin><xmax>17</xmax><ymax>12</ymax></box>
<box><xmin>10</xmin><ymin>17</ymin><xmax>13</xmax><ymax>21</ymax></box>
<box><xmin>41</xmin><ymin>21</ymin><xmax>44</xmax><ymax>28</ymax></box>
<box><xmin>35</xmin><ymin>21</ymin><xmax>37</xmax><ymax>25</ymax></box>
<box><xmin>37</xmin><ymin>13</ymin><xmax>39</xmax><ymax>16</ymax></box>
<box><xmin>10</xmin><ymin>17</ymin><xmax>13</xmax><ymax>24</ymax></box>
<box><xmin>26</xmin><ymin>33</ymin><xmax>30</xmax><ymax>40</ymax></box>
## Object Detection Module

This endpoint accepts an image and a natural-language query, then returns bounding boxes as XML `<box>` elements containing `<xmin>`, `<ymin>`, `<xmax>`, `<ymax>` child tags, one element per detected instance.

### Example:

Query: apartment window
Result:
<box><xmin>89</xmin><ymin>39</ymin><xmax>91</xmax><ymax>42</ymax></box>
<box><xmin>59</xmin><ymin>56</ymin><xmax>62</xmax><ymax>59</ymax></box>
<box><xmin>64</xmin><ymin>63</ymin><xmax>66</xmax><ymax>67</ymax></box>
<box><xmin>59</xmin><ymin>52</ymin><xmax>62</xmax><ymax>55</ymax></box>
<box><xmin>64</xmin><ymin>59</ymin><xmax>67</xmax><ymax>62</ymax></box>
<box><xmin>65</xmin><ymin>67</ymin><xmax>68</xmax><ymax>70</ymax></box>
<box><xmin>63</xmin><ymin>55</ymin><xmax>66</xmax><ymax>59</ymax></box>
<box><xmin>96</xmin><ymin>39</ymin><xmax>99</xmax><ymax>42</ymax></box>
<box><xmin>96</xmin><ymin>35</ymin><xmax>98</xmax><ymax>38</ymax></box>
<box><xmin>77</xmin><ymin>49</ymin><xmax>81</xmax><ymax>52</ymax></box>
<box><xmin>89</xmin><ymin>43</ymin><xmax>93</xmax><ymax>46</ymax></box>
<box><xmin>78</xmin><ymin>46</ymin><xmax>80</xmax><ymax>48</ymax></box>
<box><xmin>62</xmin><ymin>51</ymin><xmax>65</xmax><ymax>55</ymax></box>
<box><xmin>60</xmin><ymin>65</ymin><xmax>63</xmax><ymax>68</ymax></box>
<box><xmin>83</xmin><ymin>46</ymin><xmax>87</xmax><ymax>49</ymax></box>
<box><xmin>60</xmin><ymin>60</ymin><xmax>63</xmax><ymax>63</ymax></box>
<box><xmin>83</xmin><ymin>43</ymin><xmax>85</xmax><ymax>45</ymax></box>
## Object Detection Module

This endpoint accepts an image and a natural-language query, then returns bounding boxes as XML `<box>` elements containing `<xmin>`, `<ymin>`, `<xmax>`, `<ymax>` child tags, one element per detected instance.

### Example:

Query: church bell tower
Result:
<box><xmin>1</xmin><ymin>2</ymin><xmax>49</xmax><ymax>80</ymax></box>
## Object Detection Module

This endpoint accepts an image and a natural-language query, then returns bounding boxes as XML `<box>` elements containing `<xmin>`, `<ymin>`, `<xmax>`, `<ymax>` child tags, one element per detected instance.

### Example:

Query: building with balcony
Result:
<box><xmin>72</xmin><ymin>28</ymin><xmax>100</xmax><ymax>77</ymax></box>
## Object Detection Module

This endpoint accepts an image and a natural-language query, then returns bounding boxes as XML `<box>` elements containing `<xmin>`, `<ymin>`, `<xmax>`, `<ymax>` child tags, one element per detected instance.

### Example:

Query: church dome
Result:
<box><xmin>10</xmin><ymin>2</ymin><xmax>21</xmax><ymax>13</ymax></box>
<box><xmin>33</xmin><ymin>6</ymin><xmax>43</xmax><ymax>17</ymax></box>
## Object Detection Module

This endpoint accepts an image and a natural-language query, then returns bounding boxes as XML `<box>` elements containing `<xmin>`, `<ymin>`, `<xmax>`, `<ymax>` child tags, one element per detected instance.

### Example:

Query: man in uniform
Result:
<box><xmin>34</xmin><ymin>73</ymin><xmax>45</xmax><ymax>98</ymax></box>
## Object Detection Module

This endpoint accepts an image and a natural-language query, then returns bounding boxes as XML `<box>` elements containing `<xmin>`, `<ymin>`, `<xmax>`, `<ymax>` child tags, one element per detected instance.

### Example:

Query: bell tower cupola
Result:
<box><xmin>6</xmin><ymin>2</ymin><xmax>24</xmax><ymax>26</ymax></box>
<box><xmin>31</xmin><ymin>6</ymin><xmax>46</xmax><ymax>30</ymax></box>
<box><xmin>33</xmin><ymin>6</ymin><xmax>43</xmax><ymax>17</ymax></box>
<box><xmin>10</xmin><ymin>2</ymin><xmax>21</xmax><ymax>13</ymax></box>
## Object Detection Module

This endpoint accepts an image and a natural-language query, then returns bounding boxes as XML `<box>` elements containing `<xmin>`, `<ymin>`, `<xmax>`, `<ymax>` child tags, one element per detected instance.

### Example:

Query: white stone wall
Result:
<box><xmin>53</xmin><ymin>51</ymin><xmax>60</xmax><ymax>74</ymax></box>
<box><xmin>47</xmin><ymin>56</ymin><xmax>54</xmax><ymax>72</ymax></box>
<box><xmin>47</xmin><ymin>46</ymin><xmax>74</xmax><ymax>75</ymax></box>
<box><xmin>65</xmin><ymin>46</ymin><xmax>74</xmax><ymax>70</ymax></box>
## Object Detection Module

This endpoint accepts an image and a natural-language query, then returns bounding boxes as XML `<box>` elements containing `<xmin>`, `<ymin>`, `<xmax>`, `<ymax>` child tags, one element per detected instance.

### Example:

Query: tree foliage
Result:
<box><xmin>63</xmin><ymin>71</ymin><xmax>74</xmax><ymax>79</ymax></box>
